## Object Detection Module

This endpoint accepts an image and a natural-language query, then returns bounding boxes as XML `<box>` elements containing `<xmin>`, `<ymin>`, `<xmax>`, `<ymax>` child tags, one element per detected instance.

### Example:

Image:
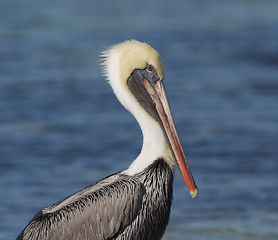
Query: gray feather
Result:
<box><xmin>17</xmin><ymin>159</ymin><xmax>173</xmax><ymax>240</ymax></box>
<box><xmin>17</xmin><ymin>174</ymin><xmax>143</xmax><ymax>240</ymax></box>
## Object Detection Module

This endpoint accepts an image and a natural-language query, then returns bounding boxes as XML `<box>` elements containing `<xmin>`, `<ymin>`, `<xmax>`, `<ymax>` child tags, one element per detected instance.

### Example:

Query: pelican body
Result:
<box><xmin>17</xmin><ymin>40</ymin><xmax>198</xmax><ymax>240</ymax></box>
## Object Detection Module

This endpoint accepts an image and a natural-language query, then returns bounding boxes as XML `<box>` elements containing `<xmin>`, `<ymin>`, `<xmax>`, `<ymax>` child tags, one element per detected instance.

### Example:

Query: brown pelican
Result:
<box><xmin>17</xmin><ymin>40</ymin><xmax>198</xmax><ymax>240</ymax></box>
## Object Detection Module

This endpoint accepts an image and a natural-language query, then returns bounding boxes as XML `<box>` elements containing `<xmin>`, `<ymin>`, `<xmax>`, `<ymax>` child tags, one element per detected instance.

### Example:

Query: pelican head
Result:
<box><xmin>102</xmin><ymin>40</ymin><xmax>198</xmax><ymax>198</ymax></box>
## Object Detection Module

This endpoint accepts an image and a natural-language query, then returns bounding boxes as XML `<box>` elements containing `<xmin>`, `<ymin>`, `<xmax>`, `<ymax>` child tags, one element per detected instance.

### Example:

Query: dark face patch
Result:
<box><xmin>127</xmin><ymin>68</ymin><xmax>161</xmax><ymax>124</ymax></box>
<box><xmin>127</xmin><ymin>67</ymin><xmax>174</xmax><ymax>155</ymax></box>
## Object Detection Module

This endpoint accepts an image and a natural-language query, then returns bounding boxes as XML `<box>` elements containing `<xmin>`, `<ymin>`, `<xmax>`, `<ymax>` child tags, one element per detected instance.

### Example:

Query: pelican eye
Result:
<box><xmin>146</xmin><ymin>64</ymin><xmax>155</xmax><ymax>73</ymax></box>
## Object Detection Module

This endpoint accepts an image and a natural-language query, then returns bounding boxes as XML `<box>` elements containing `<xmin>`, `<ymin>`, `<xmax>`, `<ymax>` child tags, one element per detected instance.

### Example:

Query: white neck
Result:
<box><xmin>124</xmin><ymin>104</ymin><xmax>173</xmax><ymax>175</ymax></box>
<box><xmin>103</xmin><ymin>49</ymin><xmax>174</xmax><ymax>175</ymax></box>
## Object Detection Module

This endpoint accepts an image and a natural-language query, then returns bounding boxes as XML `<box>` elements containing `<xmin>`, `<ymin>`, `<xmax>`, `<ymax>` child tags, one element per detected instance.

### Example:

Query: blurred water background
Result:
<box><xmin>1</xmin><ymin>0</ymin><xmax>278</xmax><ymax>239</ymax></box>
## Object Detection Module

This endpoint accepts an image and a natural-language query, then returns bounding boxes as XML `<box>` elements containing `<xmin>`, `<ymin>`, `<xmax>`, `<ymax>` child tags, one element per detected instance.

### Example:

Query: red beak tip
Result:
<box><xmin>190</xmin><ymin>187</ymin><xmax>199</xmax><ymax>199</ymax></box>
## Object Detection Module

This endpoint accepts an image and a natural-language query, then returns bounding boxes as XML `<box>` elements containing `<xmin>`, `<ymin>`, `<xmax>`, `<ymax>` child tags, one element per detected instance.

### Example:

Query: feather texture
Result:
<box><xmin>17</xmin><ymin>159</ymin><xmax>173</xmax><ymax>240</ymax></box>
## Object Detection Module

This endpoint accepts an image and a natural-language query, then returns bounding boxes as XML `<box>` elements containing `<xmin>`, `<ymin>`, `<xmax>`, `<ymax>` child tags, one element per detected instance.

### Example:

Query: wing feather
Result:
<box><xmin>17</xmin><ymin>174</ymin><xmax>143</xmax><ymax>240</ymax></box>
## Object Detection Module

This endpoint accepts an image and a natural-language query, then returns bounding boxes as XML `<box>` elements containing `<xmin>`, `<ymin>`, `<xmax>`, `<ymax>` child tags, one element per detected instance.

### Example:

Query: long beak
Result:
<box><xmin>143</xmin><ymin>79</ymin><xmax>198</xmax><ymax>198</ymax></box>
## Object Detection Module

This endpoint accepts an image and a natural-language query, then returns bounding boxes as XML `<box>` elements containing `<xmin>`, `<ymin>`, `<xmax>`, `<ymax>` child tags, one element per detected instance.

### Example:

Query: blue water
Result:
<box><xmin>1</xmin><ymin>1</ymin><xmax>278</xmax><ymax>239</ymax></box>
